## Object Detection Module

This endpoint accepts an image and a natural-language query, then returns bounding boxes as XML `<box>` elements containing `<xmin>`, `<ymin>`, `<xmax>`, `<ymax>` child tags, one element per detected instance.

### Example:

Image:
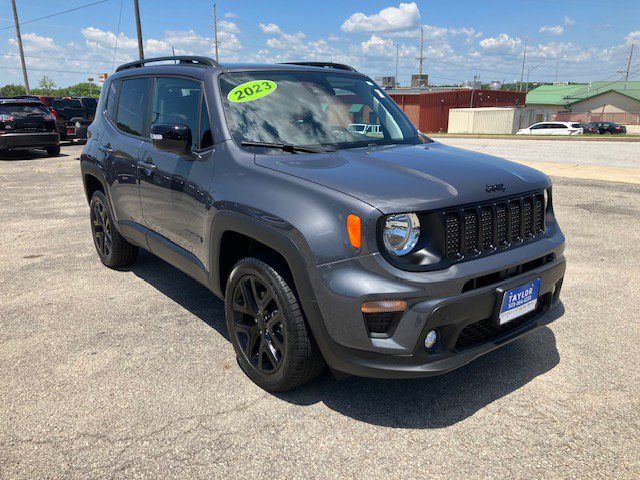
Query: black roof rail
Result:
<box><xmin>280</xmin><ymin>62</ymin><xmax>358</xmax><ymax>72</ymax></box>
<box><xmin>116</xmin><ymin>56</ymin><xmax>220</xmax><ymax>72</ymax></box>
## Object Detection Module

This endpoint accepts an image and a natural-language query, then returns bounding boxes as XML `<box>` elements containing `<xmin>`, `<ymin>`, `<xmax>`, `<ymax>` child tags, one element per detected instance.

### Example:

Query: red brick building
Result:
<box><xmin>389</xmin><ymin>89</ymin><xmax>526</xmax><ymax>133</ymax></box>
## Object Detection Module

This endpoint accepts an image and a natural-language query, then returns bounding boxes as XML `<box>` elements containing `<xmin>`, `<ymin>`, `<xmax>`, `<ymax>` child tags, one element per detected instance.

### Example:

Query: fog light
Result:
<box><xmin>424</xmin><ymin>330</ymin><xmax>438</xmax><ymax>349</ymax></box>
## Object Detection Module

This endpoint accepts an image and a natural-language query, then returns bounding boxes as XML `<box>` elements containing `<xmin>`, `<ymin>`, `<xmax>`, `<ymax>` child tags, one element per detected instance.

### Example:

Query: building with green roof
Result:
<box><xmin>525</xmin><ymin>81</ymin><xmax>640</xmax><ymax>125</ymax></box>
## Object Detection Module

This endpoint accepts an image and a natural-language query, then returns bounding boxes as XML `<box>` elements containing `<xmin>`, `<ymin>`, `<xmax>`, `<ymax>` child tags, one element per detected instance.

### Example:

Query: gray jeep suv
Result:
<box><xmin>80</xmin><ymin>57</ymin><xmax>566</xmax><ymax>391</ymax></box>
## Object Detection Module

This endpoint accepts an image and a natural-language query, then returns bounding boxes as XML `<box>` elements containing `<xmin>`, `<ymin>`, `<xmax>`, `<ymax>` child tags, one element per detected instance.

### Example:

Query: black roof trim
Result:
<box><xmin>280</xmin><ymin>62</ymin><xmax>358</xmax><ymax>72</ymax></box>
<box><xmin>116</xmin><ymin>55</ymin><xmax>220</xmax><ymax>72</ymax></box>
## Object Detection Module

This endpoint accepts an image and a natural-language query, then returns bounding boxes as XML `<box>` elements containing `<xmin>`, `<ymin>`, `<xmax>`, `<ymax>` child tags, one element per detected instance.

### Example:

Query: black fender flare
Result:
<box><xmin>81</xmin><ymin>159</ymin><xmax>108</xmax><ymax>203</ymax></box>
<box><xmin>208</xmin><ymin>211</ymin><xmax>341</xmax><ymax>367</ymax></box>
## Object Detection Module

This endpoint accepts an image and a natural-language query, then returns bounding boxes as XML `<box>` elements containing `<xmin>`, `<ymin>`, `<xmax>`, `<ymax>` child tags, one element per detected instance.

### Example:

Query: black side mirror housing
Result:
<box><xmin>151</xmin><ymin>124</ymin><xmax>192</xmax><ymax>154</ymax></box>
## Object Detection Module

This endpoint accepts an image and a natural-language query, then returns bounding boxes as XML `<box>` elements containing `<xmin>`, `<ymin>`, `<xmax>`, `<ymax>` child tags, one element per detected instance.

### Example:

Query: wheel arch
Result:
<box><xmin>209</xmin><ymin>210</ymin><xmax>339</xmax><ymax>368</ymax></box>
<box><xmin>83</xmin><ymin>172</ymin><xmax>105</xmax><ymax>204</ymax></box>
<box><xmin>209</xmin><ymin>211</ymin><xmax>311</xmax><ymax>300</ymax></box>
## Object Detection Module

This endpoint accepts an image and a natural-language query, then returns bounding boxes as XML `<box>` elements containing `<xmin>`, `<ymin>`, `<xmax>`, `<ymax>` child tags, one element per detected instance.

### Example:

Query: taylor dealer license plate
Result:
<box><xmin>499</xmin><ymin>278</ymin><xmax>541</xmax><ymax>325</ymax></box>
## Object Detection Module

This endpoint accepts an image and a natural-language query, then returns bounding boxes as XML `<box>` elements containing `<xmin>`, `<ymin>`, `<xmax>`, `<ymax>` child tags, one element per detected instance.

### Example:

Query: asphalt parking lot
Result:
<box><xmin>1</xmin><ymin>142</ymin><xmax>639</xmax><ymax>479</ymax></box>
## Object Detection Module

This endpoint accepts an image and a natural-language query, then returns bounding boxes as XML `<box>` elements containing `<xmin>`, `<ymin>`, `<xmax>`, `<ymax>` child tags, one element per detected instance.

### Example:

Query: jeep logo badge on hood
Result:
<box><xmin>485</xmin><ymin>183</ymin><xmax>506</xmax><ymax>193</ymax></box>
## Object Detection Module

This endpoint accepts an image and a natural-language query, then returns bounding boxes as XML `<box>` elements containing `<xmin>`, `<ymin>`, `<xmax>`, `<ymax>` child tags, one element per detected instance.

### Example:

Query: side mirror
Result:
<box><xmin>150</xmin><ymin>124</ymin><xmax>192</xmax><ymax>154</ymax></box>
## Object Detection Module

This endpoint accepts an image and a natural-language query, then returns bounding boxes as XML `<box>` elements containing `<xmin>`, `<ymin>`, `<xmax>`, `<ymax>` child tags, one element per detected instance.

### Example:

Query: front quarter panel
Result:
<box><xmin>210</xmin><ymin>142</ymin><xmax>380</xmax><ymax>269</ymax></box>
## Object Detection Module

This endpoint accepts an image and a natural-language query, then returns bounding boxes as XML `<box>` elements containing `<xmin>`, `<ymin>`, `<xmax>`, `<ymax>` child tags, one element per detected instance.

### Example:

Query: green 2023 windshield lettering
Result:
<box><xmin>228</xmin><ymin>80</ymin><xmax>277</xmax><ymax>103</ymax></box>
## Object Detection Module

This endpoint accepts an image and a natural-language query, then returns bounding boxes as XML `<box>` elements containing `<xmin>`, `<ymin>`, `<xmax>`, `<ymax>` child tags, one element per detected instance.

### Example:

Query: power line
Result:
<box><xmin>0</xmin><ymin>0</ymin><xmax>110</xmax><ymax>31</ymax></box>
<box><xmin>0</xmin><ymin>65</ymin><xmax>102</xmax><ymax>75</ymax></box>
<box><xmin>2</xmin><ymin>52</ymin><xmax>125</xmax><ymax>64</ymax></box>
<box><xmin>111</xmin><ymin>0</ymin><xmax>124</xmax><ymax>71</ymax></box>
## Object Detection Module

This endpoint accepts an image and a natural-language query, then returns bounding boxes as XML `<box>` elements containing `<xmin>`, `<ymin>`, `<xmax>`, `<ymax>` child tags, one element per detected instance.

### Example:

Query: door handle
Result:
<box><xmin>137</xmin><ymin>161</ymin><xmax>157</xmax><ymax>172</ymax></box>
<box><xmin>98</xmin><ymin>145</ymin><xmax>113</xmax><ymax>153</ymax></box>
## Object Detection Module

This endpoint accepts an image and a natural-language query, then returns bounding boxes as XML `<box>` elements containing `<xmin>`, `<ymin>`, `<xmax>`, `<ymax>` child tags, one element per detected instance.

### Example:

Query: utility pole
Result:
<box><xmin>395</xmin><ymin>44</ymin><xmax>399</xmax><ymax>88</ymax></box>
<box><xmin>555</xmin><ymin>59</ymin><xmax>559</xmax><ymax>83</ymax></box>
<box><xmin>133</xmin><ymin>0</ymin><xmax>144</xmax><ymax>60</ymax></box>
<box><xmin>10</xmin><ymin>0</ymin><xmax>30</xmax><ymax>94</ymax></box>
<box><xmin>625</xmin><ymin>44</ymin><xmax>634</xmax><ymax>81</ymax></box>
<box><xmin>213</xmin><ymin>3</ymin><xmax>219</xmax><ymax>62</ymax></box>
<box><xmin>416</xmin><ymin>27</ymin><xmax>425</xmax><ymax>76</ymax></box>
<box><xmin>470</xmin><ymin>75</ymin><xmax>478</xmax><ymax>108</ymax></box>
<box><xmin>519</xmin><ymin>37</ymin><xmax>528</xmax><ymax>92</ymax></box>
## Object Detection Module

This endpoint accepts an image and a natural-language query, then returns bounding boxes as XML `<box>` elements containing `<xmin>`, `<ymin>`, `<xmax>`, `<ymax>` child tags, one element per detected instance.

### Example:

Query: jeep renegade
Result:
<box><xmin>80</xmin><ymin>57</ymin><xmax>566</xmax><ymax>392</ymax></box>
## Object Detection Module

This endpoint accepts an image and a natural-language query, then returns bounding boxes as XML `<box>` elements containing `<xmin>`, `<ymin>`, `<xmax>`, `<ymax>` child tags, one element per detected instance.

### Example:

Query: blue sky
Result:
<box><xmin>0</xmin><ymin>0</ymin><xmax>638</xmax><ymax>88</ymax></box>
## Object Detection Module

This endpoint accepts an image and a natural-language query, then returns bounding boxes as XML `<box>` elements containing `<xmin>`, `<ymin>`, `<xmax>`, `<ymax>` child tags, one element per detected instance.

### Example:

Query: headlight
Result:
<box><xmin>382</xmin><ymin>213</ymin><xmax>420</xmax><ymax>256</ymax></box>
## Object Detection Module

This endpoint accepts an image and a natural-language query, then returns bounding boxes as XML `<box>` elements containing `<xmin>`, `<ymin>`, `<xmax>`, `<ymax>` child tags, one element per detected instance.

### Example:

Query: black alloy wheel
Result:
<box><xmin>230</xmin><ymin>274</ymin><xmax>286</xmax><ymax>374</ymax></box>
<box><xmin>91</xmin><ymin>200</ymin><xmax>112</xmax><ymax>258</ymax></box>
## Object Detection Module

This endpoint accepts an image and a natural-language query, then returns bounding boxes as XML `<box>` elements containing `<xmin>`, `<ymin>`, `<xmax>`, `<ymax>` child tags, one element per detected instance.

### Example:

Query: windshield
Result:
<box><xmin>219</xmin><ymin>70</ymin><xmax>419</xmax><ymax>151</ymax></box>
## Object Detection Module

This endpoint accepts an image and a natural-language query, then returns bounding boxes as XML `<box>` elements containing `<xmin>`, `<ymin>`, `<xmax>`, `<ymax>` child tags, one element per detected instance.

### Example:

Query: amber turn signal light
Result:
<box><xmin>361</xmin><ymin>300</ymin><xmax>408</xmax><ymax>313</ymax></box>
<box><xmin>347</xmin><ymin>214</ymin><xmax>362</xmax><ymax>249</ymax></box>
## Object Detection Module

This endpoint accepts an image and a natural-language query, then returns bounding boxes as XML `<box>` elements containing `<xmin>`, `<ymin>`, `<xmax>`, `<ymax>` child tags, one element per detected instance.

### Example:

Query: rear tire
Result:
<box><xmin>225</xmin><ymin>255</ymin><xmax>324</xmax><ymax>392</ymax></box>
<box><xmin>46</xmin><ymin>145</ymin><xmax>60</xmax><ymax>157</ymax></box>
<box><xmin>89</xmin><ymin>190</ymin><xmax>138</xmax><ymax>268</ymax></box>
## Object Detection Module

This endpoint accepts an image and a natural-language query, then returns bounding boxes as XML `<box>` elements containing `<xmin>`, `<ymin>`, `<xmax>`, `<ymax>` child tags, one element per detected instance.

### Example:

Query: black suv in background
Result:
<box><xmin>0</xmin><ymin>98</ymin><xmax>60</xmax><ymax>156</ymax></box>
<box><xmin>591</xmin><ymin>122</ymin><xmax>627</xmax><ymax>135</ymax></box>
<box><xmin>51</xmin><ymin>98</ymin><xmax>92</xmax><ymax>142</ymax></box>
<box><xmin>81</xmin><ymin>57</ymin><xmax>566</xmax><ymax>391</ymax></box>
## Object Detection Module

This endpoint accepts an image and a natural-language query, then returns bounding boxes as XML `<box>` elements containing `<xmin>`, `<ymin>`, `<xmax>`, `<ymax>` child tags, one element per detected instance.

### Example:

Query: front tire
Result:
<box><xmin>225</xmin><ymin>256</ymin><xmax>324</xmax><ymax>392</ymax></box>
<box><xmin>89</xmin><ymin>190</ymin><xmax>138</xmax><ymax>268</ymax></box>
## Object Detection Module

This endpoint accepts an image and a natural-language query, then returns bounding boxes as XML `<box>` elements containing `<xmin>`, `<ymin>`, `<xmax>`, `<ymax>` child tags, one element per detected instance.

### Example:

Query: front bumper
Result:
<box><xmin>0</xmin><ymin>132</ymin><xmax>59</xmax><ymax>149</ymax></box>
<box><xmin>305</xmin><ymin>228</ymin><xmax>566</xmax><ymax>378</ymax></box>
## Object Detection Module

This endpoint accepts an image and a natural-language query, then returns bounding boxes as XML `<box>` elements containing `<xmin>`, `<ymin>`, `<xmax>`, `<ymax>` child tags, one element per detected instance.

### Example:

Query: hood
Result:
<box><xmin>255</xmin><ymin>142</ymin><xmax>550</xmax><ymax>214</ymax></box>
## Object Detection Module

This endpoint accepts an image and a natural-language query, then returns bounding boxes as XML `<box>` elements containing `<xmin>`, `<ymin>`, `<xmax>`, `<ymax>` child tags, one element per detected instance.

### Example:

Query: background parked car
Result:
<box><xmin>0</xmin><ymin>98</ymin><xmax>60</xmax><ymax>156</ymax></box>
<box><xmin>51</xmin><ymin>98</ymin><xmax>91</xmax><ymax>142</ymax></box>
<box><xmin>517</xmin><ymin>122</ymin><xmax>583</xmax><ymax>135</ymax></box>
<box><xmin>579</xmin><ymin>123</ymin><xmax>600</xmax><ymax>134</ymax></box>
<box><xmin>591</xmin><ymin>122</ymin><xmax>627</xmax><ymax>135</ymax></box>
<box><xmin>78</xmin><ymin>97</ymin><xmax>97</xmax><ymax>120</ymax></box>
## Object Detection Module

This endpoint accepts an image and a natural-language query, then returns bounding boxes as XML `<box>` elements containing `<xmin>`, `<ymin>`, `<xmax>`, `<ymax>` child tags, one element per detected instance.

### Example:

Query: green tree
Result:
<box><xmin>37</xmin><ymin>75</ymin><xmax>57</xmax><ymax>94</ymax></box>
<box><xmin>0</xmin><ymin>84</ymin><xmax>26</xmax><ymax>97</ymax></box>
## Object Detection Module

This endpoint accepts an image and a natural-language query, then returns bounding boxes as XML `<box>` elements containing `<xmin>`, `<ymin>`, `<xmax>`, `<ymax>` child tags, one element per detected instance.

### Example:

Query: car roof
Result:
<box><xmin>111</xmin><ymin>56</ymin><xmax>364</xmax><ymax>81</ymax></box>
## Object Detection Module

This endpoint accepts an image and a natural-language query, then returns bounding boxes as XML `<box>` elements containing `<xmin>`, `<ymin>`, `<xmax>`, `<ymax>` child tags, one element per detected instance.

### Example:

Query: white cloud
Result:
<box><xmin>224</xmin><ymin>12</ymin><xmax>238</xmax><ymax>19</ymax></box>
<box><xmin>426</xmin><ymin>43</ymin><xmax>454</xmax><ymax>59</ymax></box>
<box><xmin>450</xmin><ymin>27</ymin><xmax>482</xmax><ymax>38</ymax></box>
<box><xmin>563</xmin><ymin>16</ymin><xmax>575</xmax><ymax>27</ymax></box>
<box><xmin>361</xmin><ymin>34</ymin><xmax>394</xmax><ymax>53</ymax></box>
<box><xmin>9</xmin><ymin>32</ymin><xmax>62</xmax><ymax>55</ymax></box>
<box><xmin>341</xmin><ymin>2</ymin><xmax>420</xmax><ymax>33</ymax></box>
<box><xmin>539</xmin><ymin>25</ymin><xmax>564</xmax><ymax>36</ymax></box>
<box><xmin>219</xmin><ymin>20</ymin><xmax>240</xmax><ymax>34</ymax></box>
<box><xmin>80</xmin><ymin>26</ymin><xmax>240</xmax><ymax>61</ymax></box>
<box><xmin>259</xmin><ymin>22</ymin><xmax>282</xmax><ymax>35</ymax></box>
<box><xmin>479</xmin><ymin>33</ymin><xmax>521</xmax><ymax>50</ymax></box>
<box><xmin>626</xmin><ymin>31</ymin><xmax>640</xmax><ymax>46</ymax></box>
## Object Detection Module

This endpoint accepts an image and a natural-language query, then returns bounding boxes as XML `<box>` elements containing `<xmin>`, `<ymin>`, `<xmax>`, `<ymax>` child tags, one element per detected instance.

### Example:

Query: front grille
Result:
<box><xmin>444</xmin><ymin>191</ymin><xmax>546</xmax><ymax>261</ymax></box>
<box><xmin>455</xmin><ymin>293</ymin><xmax>551</xmax><ymax>350</ymax></box>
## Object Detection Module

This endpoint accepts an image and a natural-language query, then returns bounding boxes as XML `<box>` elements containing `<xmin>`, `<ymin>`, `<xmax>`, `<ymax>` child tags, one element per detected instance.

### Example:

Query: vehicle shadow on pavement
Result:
<box><xmin>131</xmin><ymin>250</ymin><xmax>229</xmax><ymax>340</ymax></box>
<box><xmin>0</xmin><ymin>151</ymin><xmax>68</xmax><ymax>161</ymax></box>
<box><xmin>281</xmin><ymin>327</ymin><xmax>560</xmax><ymax>428</ymax></box>
<box><xmin>130</xmin><ymin>250</ymin><xmax>560</xmax><ymax>429</ymax></box>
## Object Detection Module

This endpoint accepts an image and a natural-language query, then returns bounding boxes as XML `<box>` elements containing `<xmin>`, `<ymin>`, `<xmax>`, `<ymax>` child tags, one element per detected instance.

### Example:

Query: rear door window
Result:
<box><xmin>116</xmin><ymin>77</ymin><xmax>151</xmax><ymax>137</ymax></box>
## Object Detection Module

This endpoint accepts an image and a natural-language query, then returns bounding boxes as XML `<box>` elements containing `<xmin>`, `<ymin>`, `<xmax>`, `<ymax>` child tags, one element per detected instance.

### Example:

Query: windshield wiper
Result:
<box><xmin>241</xmin><ymin>141</ymin><xmax>331</xmax><ymax>154</ymax></box>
